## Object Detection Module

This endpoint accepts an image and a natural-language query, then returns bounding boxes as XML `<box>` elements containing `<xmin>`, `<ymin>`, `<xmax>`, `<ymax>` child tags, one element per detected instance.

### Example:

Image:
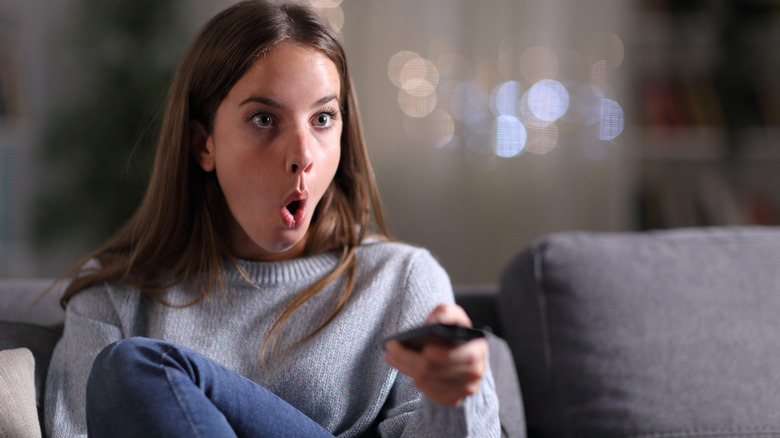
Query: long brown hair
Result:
<box><xmin>61</xmin><ymin>0</ymin><xmax>389</xmax><ymax>353</ymax></box>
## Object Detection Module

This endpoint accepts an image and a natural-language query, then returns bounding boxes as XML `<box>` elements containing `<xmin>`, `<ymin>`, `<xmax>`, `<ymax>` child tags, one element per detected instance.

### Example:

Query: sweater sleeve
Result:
<box><xmin>378</xmin><ymin>249</ymin><xmax>501</xmax><ymax>438</ymax></box>
<box><xmin>44</xmin><ymin>284</ymin><xmax>125</xmax><ymax>438</ymax></box>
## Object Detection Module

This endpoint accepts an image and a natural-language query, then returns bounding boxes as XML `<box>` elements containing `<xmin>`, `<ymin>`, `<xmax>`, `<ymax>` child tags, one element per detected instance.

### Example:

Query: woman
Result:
<box><xmin>44</xmin><ymin>1</ymin><xmax>499</xmax><ymax>437</ymax></box>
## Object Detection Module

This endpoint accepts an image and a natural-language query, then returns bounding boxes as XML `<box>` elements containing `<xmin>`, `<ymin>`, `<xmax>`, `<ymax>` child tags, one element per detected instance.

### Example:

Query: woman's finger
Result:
<box><xmin>384</xmin><ymin>339</ymin><xmax>426</xmax><ymax>375</ymax></box>
<box><xmin>425</xmin><ymin>304</ymin><xmax>472</xmax><ymax>327</ymax></box>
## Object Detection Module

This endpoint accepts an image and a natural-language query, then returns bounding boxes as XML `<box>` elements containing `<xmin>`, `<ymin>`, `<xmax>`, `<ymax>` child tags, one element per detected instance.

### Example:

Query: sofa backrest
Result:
<box><xmin>498</xmin><ymin>226</ymin><xmax>780</xmax><ymax>438</ymax></box>
<box><xmin>0</xmin><ymin>279</ymin><xmax>64</xmax><ymax>326</ymax></box>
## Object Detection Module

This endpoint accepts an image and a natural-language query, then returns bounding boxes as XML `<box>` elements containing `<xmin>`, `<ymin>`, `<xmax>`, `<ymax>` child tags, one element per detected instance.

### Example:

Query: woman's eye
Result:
<box><xmin>314</xmin><ymin>113</ymin><xmax>332</xmax><ymax>127</ymax></box>
<box><xmin>251</xmin><ymin>113</ymin><xmax>273</xmax><ymax>127</ymax></box>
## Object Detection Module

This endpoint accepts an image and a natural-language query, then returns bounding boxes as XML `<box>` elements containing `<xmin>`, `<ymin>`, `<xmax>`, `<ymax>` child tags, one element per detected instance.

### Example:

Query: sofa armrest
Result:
<box><xmin>486</xmin><ymin>333</ymin><xmax>526</xmax><ymax>438</ymax></box>
<box><xmin>456</xmin><ymin>287</ymin><xmax>526</xmax><ymax>438</ymax></box>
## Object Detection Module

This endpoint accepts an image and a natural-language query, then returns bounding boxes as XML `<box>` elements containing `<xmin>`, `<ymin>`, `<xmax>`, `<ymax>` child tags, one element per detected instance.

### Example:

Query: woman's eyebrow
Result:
<box><xmin>238</xmin><ymin>95</ymin><xmax>338</xmax><ymax>109</ymax></box>
<box><xmin>238</xmin><ymin>96</ymin><xmax>283</xmax><ymax>108</ymax></box>
<box><xmin>312</xmin><ymin>95</ymin><xmax>338</xmax><ymax>108</ymax></box>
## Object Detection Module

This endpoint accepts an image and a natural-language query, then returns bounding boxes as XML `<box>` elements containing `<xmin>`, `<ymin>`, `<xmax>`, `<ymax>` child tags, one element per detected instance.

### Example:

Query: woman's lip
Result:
<box><xmin>281</xmin><ymin>191</ymin><xmax>309</xmax><ymax>229</ymax></box>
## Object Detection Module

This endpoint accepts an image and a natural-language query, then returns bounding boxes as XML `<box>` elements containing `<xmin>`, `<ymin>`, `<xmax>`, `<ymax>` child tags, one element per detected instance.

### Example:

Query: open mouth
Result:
<box><xmin>281</xmin><ymin>194</ymin><xmax>307</xmax><ymax>229</ymax></box>
<box><xmin>286</xmin><ymin>200</ymin><xmax>301</xmax><ymax>215</ymax></box>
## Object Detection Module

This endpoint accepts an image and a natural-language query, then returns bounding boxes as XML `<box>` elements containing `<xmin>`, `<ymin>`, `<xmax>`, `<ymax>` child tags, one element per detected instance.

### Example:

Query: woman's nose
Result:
<box><xmin>287</xmin><ymin>128</ymin><xmax>314</xmax><ymax>175</ymax></box>
<box><xmin>290</xmin><ymin>160</ymin><xmax>312</xmax><ymax>174</ymax></box>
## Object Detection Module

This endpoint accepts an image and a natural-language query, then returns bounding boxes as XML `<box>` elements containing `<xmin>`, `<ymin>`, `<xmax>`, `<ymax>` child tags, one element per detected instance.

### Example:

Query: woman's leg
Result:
<box><xmin>86</xmin><ymin>337</ymin><xmax>335</xmax><ymax>438</ymax></box>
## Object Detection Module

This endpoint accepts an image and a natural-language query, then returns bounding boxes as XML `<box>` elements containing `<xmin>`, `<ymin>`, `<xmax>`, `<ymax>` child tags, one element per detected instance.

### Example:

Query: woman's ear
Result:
<box><xmin>191</xmin><ymin>121</ymin><xmax>215</xmax><ymax>172</ymax></box>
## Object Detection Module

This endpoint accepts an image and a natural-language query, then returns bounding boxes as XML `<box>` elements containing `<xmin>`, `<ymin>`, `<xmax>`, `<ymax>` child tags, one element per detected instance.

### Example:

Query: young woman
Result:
<box><xmin>44</xmin><ymin>1</ymin><xmax>499</xmax><ymax>437</ymax></box>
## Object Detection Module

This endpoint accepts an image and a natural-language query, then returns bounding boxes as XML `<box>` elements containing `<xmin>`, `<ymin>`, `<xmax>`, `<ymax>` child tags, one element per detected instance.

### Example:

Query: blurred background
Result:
<box><xmin>0</xmin><ymin>0</ymin><xmax>778</xmax><ymax>285</ymax></box>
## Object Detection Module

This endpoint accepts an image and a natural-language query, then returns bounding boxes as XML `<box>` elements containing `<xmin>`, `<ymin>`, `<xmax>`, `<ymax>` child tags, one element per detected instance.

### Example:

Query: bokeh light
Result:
<box><xmin>609</xmin><ymin>33</ymin><xmax>625</xmax><ymax>69</ymax></box>
<box><xmin>388</xmin><ymin>33</ymin><xmax>624</xmax><ymax>162</ymax></box>
<box><xmin>528</xmin><ymin>79</ymin><xmax>569</xmax><ymax>122</ymax></box>
<box><xmin>494</xmin><ymin>115</ymin><xmax>527</xmax><ymax>157</ymax></box>
<box><xmin>400</xmin><ymin>57</ymin><xmax>439</xmax><ymax>96</ymax></box>
<box><xmin>590</xmin><ymin>59</ymin><xmax>609</xmax><ymax>93</ymax></box>
<box><xmin>398</xmin><ymin>89</ymin><xmax>437</xmax><ymax>118</ymax></box>
<box><xmin>389</xmin><ymin>52</ymin><xmax>441</xmax><ymax>119</ymax></box>
<box><xmin>598</xmin><ymin>98</ymin><xmax>624</xmax><ymax>140</ymax></box>
<box><xmin>518</xmin><ymin>89</ymin><xmax>552</xmax><ymax>129</ymax></box>
<box><xmin>432</xmin><ymin>109</ymin><xmax>456</xmax><ymax>148</ymax></box>
<box><xmin>490</xmin><ymin>80</ymin><xmax>521</xmax><ymax>117</ymax></box>
<box><xmin>403</xmin><ymin>78</ymin><xmax>436</xmax><ymax>97</ymax></box>
<box><xmin>402</xmin><ymin>109</ymin><xmax>455</xmax><ymax>148</ymax></box>
<box><xmin>388</xmin><ymin>51</ymin><xmax>421</xmax><ymax>88</ymax></box>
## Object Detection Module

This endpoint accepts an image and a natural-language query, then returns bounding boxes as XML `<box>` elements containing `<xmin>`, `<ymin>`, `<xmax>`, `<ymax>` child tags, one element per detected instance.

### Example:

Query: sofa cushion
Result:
<box><xmin>0</xmin><ymin>322</ymin><xmax>63</xmax><ymax>431</ymax></box>
<box><xmin>498</xmin><ymin>227</ymin><xmax>780</xmax><ymax>437</ymax></box>
<box><xmin>0</xmin><ymin>348</ymin><xmax>42</xmax><ymax>438</ymax></box>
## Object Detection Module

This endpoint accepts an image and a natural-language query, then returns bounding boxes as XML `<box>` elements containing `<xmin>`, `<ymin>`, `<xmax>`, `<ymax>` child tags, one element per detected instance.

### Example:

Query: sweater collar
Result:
<box><xmin>225</xmin><ymin>251</ymin><xmax>340</xmax><ymax>286</ymax></box>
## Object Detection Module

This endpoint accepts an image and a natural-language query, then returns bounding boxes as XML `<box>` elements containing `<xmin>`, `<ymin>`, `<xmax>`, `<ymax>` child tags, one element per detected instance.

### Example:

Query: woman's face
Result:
<box><xmin>195</xmin><ymin>43</ymin><xmax>342</xmax><ymax>261</ymax></box>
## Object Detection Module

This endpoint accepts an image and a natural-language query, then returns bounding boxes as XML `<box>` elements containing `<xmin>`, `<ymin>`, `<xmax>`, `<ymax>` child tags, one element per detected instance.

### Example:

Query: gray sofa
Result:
<box><xmin>3</xmin><ymin>226</ymin><xmax>780</xmax><ymax>437</ymax></box>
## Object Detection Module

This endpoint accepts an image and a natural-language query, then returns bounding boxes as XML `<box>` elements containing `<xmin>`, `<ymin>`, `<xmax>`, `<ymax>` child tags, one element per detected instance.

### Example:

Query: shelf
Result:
<box><xmin>637</xmin><ymin>126</ymin><xmax>780</xmax><ymax>162</ymax></box>
<box><xmin>638</xmin><ymin>127</ymin><xmax>727</xmax><ymax>161</ymax></box>
<box><xmin>627</xmin><ymin>1</ymin><xmax>780</xmax><ymax>229</ymax></box>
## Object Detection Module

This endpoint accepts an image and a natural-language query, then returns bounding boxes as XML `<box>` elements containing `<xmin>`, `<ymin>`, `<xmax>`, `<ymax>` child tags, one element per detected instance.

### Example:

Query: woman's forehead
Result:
<box><xmin>225</xmin><ymin>43</ymin><xmax>342</xmax><ymax>108</ymax></box>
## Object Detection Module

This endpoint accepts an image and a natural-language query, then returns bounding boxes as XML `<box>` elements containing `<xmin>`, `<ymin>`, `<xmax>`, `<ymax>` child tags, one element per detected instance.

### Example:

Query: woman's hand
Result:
<box><xmin>384</xmin><ymin>304</ymin><xmax>488</xmax><ymax>407</ymax></box>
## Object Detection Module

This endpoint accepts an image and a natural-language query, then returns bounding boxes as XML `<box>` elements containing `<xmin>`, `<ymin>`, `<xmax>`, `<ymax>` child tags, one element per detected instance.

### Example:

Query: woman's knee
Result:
<box><xmin>88</xmin><ymin>337</ymin><xmax>170</xmax><ymax>393</ymax></box>
<box><xmin>92</xmin><ymin>337</ymin><xmax>163</xmax><ymax>371</ymax></box>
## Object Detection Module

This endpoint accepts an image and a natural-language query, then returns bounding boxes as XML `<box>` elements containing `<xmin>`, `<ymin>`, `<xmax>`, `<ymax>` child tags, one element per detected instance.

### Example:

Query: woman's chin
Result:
<box><xmin>269</xmin><ymin>241</ymin><xmax>306</xmax><ymax>260</ymax></box>
<box><xmin>234</xmin><ymin>236</ymin><xmax>307</xmax><ymax>262</ymax></box>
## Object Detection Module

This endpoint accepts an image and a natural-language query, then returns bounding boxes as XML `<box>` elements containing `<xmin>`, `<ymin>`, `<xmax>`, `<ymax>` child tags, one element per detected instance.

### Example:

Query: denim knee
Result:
<box><xmin>92</xmin><ymin>337</ymin><xmax>158</xmax><ymax>371</ymax></box>
<box><xmin>88</xmin><ymin>337</ymin><xmax>164</xmax><ymax>394</ymax></box>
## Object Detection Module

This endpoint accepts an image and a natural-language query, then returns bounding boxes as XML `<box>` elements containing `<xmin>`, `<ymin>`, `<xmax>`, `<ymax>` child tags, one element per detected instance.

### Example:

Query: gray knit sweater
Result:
<box><xmin>45</xmin><ymin>241</ymin><xmax>500</xmax><ymax>437</ymax></box>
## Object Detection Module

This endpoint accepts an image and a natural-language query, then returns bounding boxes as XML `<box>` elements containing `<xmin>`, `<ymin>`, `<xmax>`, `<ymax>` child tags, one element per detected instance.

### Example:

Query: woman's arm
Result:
<box><xmin>380</xmin><ymin>249</ymin><xmax>500</xmax><ymax>437</ymax></box>
<box><xmin>45</xmin><ymin>285</ymin><xmax>125</xmax><ymax>438</ymax></box>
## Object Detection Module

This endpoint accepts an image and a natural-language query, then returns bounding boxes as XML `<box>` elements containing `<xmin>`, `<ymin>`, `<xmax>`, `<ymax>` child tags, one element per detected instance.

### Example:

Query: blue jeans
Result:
<box><xmin>86</xmin><ymin>337</ymin><xmax>336</xmax><ymax>438</ymax></box>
